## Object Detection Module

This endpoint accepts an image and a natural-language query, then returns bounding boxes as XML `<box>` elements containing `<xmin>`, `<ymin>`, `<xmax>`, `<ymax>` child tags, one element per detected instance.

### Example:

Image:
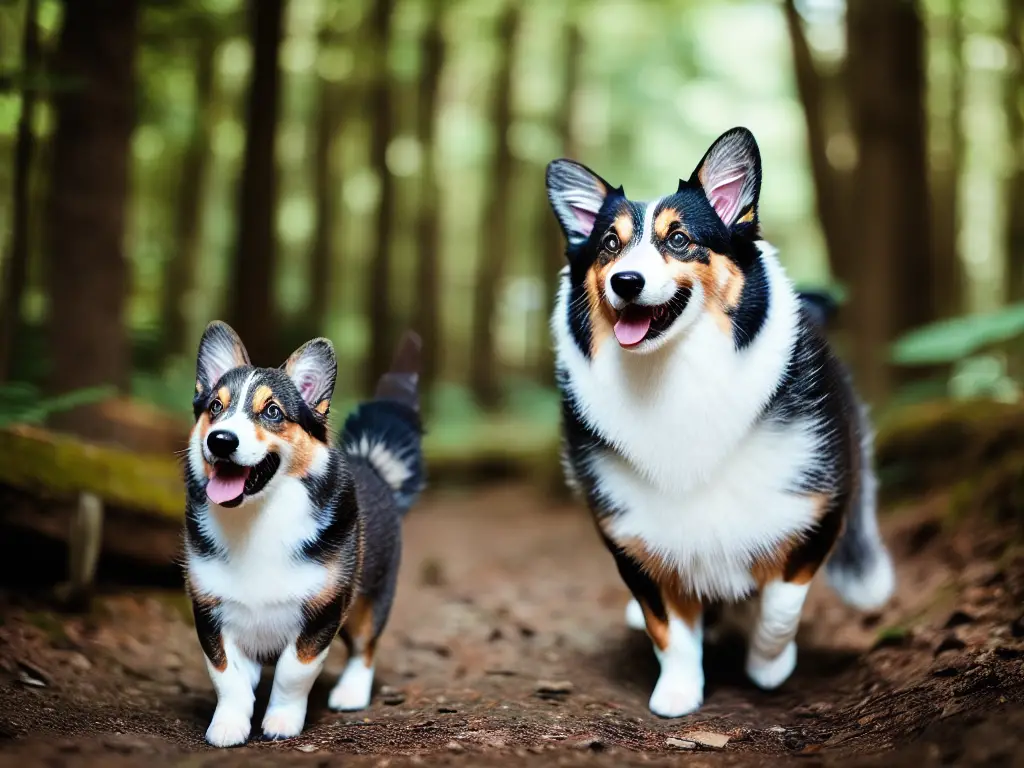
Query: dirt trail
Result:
<box><xmin>1</xmin><ymin>484</ymin><xmax>1023</xmax><ymax>766</ymax></box>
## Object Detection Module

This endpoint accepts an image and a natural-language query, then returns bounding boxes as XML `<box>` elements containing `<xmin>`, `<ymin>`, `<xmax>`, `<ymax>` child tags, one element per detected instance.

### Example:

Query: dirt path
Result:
<box><xmin>1</xmin><ymin>484</ymin><xmax>1023</xmax><ymax>766</ymax></box>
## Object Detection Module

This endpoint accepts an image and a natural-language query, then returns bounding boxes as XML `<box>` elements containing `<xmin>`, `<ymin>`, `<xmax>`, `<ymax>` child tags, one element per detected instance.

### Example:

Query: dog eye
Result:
<box><xmin>209</xmin><ymin>400</ymin><xmax>223</xmax><ymax>416</ymax></box>
<box><xmin>602</xmin><ymin>233</ymin><xmax>621</xmax><ymax>253</ymax></box>
<box><xmin>668</xmin><ymin>231</ymin><xmax>688</xmax><ymax>250</ymax></box>
<box><xmin>264</xmin><ymin>403</ymin><xmax>283</xmax><ymax>422</ymax></box>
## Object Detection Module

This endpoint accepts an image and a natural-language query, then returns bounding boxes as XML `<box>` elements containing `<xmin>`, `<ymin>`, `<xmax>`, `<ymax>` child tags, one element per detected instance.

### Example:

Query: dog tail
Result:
<box><xmin>797</xmin><ymin>289</ymin><xmax>839</xmax><ymax>328</ymax></box>
<box><xmin>341</xmin><ymin>332</ymin><xmax>425</xmax><ymax>515</ymax></box>
<box><xmin>825</xmin><ymin>403</ymin><xmax>896</xmax><ymax>611</ymax></box>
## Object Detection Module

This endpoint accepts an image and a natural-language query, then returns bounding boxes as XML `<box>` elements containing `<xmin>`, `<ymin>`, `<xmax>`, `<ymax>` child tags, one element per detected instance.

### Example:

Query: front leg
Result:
<box><xmin>644</xmin><ymin>595</ymin><xmax>704</xmax><ymax>718</ymax></box>
<box><xmin>261</xmin><ymin>588</ymin><xmax>350</xmax><ymax>740</ymax></box>
<box><xmin>192</xmin><ymin>596</ymin><xmax>260</xmax><ymax>748</ymax></box>
<box><xmin>605</xmin><ymin>537</ymin><xmax>704</xmax><ymax>717</ymax></box>
<box><xmin>745</xmin><ymin>578</ymin><xmax>810</xmax><ymax>690</ymax></box>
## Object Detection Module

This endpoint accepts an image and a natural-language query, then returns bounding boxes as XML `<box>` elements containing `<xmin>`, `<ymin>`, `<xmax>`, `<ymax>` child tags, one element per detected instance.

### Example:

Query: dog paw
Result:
<box><xmin>261</xmin><ymin>704</ymin><xmax>307</xmax><ymax>741</ymax></box>
<box><xmin>648</xmin><ymin>673</ymin><xmax>704</xmax><ymax>718</ymax></box>
<box><xmin>206</xmin><ymin>711</ymin><xmax>251</xmax><ymax>748</ymax></box>
<box><xmin>329</xmin><ymin>661</ymin><xmax>374</xmax><ymax>711</ymax></box>
<box><xmin>746</xmin><ymin>640</ymin><xmax>797</xmax><ymax>690</ymax></box>
<box><xmin>625</xmin><ymin>598</ymin><xmax>646</xmax><ymax>631</ymax></box>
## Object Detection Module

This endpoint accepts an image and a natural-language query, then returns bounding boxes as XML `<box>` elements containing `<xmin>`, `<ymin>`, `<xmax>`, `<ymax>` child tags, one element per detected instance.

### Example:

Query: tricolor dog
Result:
<box><xmin>183</xmin><ymin>322</ymin><xmax>424</xmax><ymax>746</ymax></box>
<box><xmin>545</xmin><ymin>127</ymin><xmax>894</xmax><ymax>717</ymax></box>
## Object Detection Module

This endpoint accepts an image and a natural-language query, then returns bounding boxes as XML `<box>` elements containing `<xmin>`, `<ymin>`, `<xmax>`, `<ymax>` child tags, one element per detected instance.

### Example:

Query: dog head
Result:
<box><xmin>546</xmin><ymin>127</ymin><xmax>763</xmax><ymax>355</ymax></box>
<box><xmin>189</xmin><ymin>321</ymin><xmax>337</xmax><ymax>508</ymax></box>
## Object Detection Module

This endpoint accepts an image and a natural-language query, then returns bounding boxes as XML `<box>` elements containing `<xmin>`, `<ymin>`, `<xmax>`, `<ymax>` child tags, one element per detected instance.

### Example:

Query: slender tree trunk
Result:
<box><xmin>469</xmin><ymin>4</ymin><xmax>519</xmax><ymax>409</ymax></box>
<box><xmin>414</xmin><ymin>0</ymin><xmax>445</xmax><ymax>394</ymax></box>
<box><xmin>1007</xmin><ymin>0</ymin><xmax>1024</xmax><ymax>302</ymax></box>
<box><xmin>365</xmin><ymin>0</ymin><xmax>397</xmax><ymax>394</ymax></box>
<box><xmin>159</xmin><ymin>31</ymin><xmax>217</xmax><ymax>363</ymax></box>
<box><xmin>227</xmin><ymin>0</ymin><xmax>284</xmax><ymax>366</ymax></box>
<box><xmin>45</xmin><ymin>0</ymin><xmax>138</xmax><ymax>439</ymax></box>
<box><xmin>929</xmin><ymin>0</ymin><xmax>965</xmax><ymax>318</ymax></box>
<box><xmin>847</xmin><ymin>0</ymin><xmax>932</xmax><ymax>403</ymax></box>
<box><xmin>783</xmin><ymin>0</ymin><xmax>851</xmax><ymax>289</ymax></box>
<box><xmin>309</xmin><ymin>50</ymin><xmax>344</xmax><ymax>337</ymax></box>
<box><xmin>0</xmin><ymin>0</ymin><xmax>40</xmax><ymax>383</ymax></box>
<box><xmin>537</xmin><ymin>20</ymin><xmax>582</xmax><ymax>384</ymax></box>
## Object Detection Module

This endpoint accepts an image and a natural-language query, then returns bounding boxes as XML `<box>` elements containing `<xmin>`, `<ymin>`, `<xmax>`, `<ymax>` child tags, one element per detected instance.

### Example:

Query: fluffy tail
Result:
<box><xmin>341</xmin><ymin>332</ymin><xmax>425</xmax><ymax>514</ymax></box>
<box><xmin>825</xmin><ymin>404</ymin><xmax>896</xmax><ymax>611</ymax></box>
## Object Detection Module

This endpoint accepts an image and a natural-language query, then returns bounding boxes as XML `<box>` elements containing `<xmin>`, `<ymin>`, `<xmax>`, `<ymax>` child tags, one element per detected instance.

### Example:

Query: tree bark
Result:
<box><xmin>846</xmin><ymin>0</ymin><xmax>932</xmax><ymax>404</ymax></box>
<box><xmin>414</xmin><ymin>0</ymin><xmax>445</xmax><ymax>395</ymax></box>
<box><xmin>364</xmin><ymin>0</ymin><xmax>398</xmax><ymax>394</ymax></box>
<box><xmin>469</xmin><ymin>4</ymin><xmax>519</xmax><ymax>410</ymax></box>
<box><xmin>537</xmin><ymin>19</ymin><xmax>582</xmax><ymax>384</ymax></box>
<box><xmin>1007</xmin><ymin>0</ymin><xmax>1024</xmax><ymax>302</ymax></box>
<box><xmin>159</xmin><ymin>30</ymin><xmax>217</xmax><ymax>363</ymax></box>
<box><xmin>226</xmin><ymin>0</ymin><xmax>284</xmax><ymax>366</ymax></box>
<box><xmin>783</xmin><ymin>0</ymin><xmax>851</xmax><ymax>293</ymax></box>
<box><xmin>45</xmin><ymin>0</ymin><xmax>139</xmax><ymax>439</ymax></box>
<box><xmin>929</xmin><ymin>0</ymin><xmax>965</xmax><ymax>318</ymax></box>
<box><xmin>0</xmin><ymin>0</ymin><xmax>40</xmax><ymax>383</ymax></box>
<box><xmin>309</xmin><ymin>36</ymin><xmax>345</xmax><ymax>338</ymax></box>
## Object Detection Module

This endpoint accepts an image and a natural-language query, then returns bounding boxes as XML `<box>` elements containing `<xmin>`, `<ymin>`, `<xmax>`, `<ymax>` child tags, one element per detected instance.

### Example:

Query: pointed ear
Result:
<box><xmin>689</xmin><ymin>127</ymin><xmax>761</xmax><ymax>232</ymax></box>
<box><xmin>546</xmin><ymin>159</ymin><xmax>616</xmax><ymax>249</ymax></box>
<box><xmin>196</xmin><ymin>321</ymin><xmax>250</xmax><ymax>395</ymax></box>
<box><xmin>283</xmin><ymin>338</ymin><xmax>337</xmax><ymax>415</ymax></box>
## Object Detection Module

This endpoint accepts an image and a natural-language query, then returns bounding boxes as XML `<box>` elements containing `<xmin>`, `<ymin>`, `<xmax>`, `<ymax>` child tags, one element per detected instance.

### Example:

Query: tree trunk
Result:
<box><xmin>226</xmin><ymin>0</ymin><xmax>284</xmax><ymax>366</ymax></box>
<box><xmin>537</xmin><ymin>20</ymin><xmax>582</xmax><ymax>384</ymax></box>
<box><xmin>0</xmin><ymin>0</ymin><xmax>40</xmax><ymax>383</ymax></box>
<box><xmin>159</xmin><ymin>31</ymin><xmax>217</xmax><ymax>363</ymax></box>
<box><xmin>846</xmin><ymin>0</ymin><xmax>932</xmax><ymax>404</ymax></box>
<box><xmin>469</xmin><ymin>4</ymin><xmax>519</xmax><ymax>410</ymax></box>
<box><xmin>928</xmin><ymin>0</ymin><xmax>965</xmax><ymax>318</ymax></box>
<box><xmin>1007</xmin><ymin>0</ymin><xmax>1024</xmax><ymax>302</ymax></box>
<box><xmin>783</xmin><ymin>0</ymin><xmax>852</xmax><ymax>293</ymax></box>
<box><xmin>309</xmin><ymin>44</ymin><xmax>344</xmax><ymax>338</ymax></box>
<box><xmin>45</xmin><ymin>0</ymin><xmax>138</xmax><ymax>439</ymax></box>
<box><xmin>414</xmin><ymin>0</ymin><xmax>445</xmax><ymax>395</ymax></box>
<box><xmin>364</xmin><ymin>0</ymin><xmax>398</xmax><ymax>394</ymax></box>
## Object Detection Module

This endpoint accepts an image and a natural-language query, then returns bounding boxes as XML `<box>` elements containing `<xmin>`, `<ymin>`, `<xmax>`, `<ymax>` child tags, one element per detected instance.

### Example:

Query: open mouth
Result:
<box><xmin>206</xmin><ymin>453</ymin><xmax>281</xmax><ymax>507</ymax></box>
<box><xmin>612</xmin><ymin>287</ymin><xmax>692</xmax><ymax>348</ymax></box>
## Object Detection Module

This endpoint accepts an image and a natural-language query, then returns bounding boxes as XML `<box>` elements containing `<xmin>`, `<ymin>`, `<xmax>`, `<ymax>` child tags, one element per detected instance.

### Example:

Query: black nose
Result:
<box><xmin>610</xmin><ymin>271</ymin><xmax>645</xmax><ymax>301</ymax></box>
<box><xmin>207</xmin><ymin>430</ymin><xmax>239</xmax><ymax>459</ymax></box>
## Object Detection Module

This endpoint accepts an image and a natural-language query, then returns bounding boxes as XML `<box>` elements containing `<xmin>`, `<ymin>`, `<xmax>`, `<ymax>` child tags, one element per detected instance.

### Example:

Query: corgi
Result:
<box><xmin>183</xmin><ymin>322</ymin><xmax>424</xmax><ymax>747</ymax></box>
<box><xmin>545</xmin><ymin>127</ymin><xmax>894</xmax><ymax>718</ymax></box>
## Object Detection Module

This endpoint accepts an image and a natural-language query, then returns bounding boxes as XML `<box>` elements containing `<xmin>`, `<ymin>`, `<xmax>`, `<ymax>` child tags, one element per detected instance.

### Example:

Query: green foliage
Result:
<box><xmin>890</xmin><ymin>304</ymin><xmax>1024</xmax><ymax>366</ymax></box>
<box><xmin>0</xmin><ymin>382</ymin><xmax>115</xmax><ymax>428</ymax></box>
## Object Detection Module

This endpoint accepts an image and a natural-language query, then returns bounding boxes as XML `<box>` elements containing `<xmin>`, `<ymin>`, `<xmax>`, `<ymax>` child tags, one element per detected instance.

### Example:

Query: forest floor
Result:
<box><xmin>0</xmin><ymin>483</ymin><xmax>1023</xmax><ymax>767</ymax></box>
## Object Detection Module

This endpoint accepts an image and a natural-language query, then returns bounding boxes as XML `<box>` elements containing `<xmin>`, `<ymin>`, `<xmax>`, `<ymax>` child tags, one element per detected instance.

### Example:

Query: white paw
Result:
<box><xmin>206</xmin><ymin>710</ymin><xmax>252</xmax><ymax>748</ymax></box>
<box><xmin>625</xmin><ymin>598</ymin><xmax>646</xmax><ymax>631</ymax></box>
<box><xmin>328</xmin><ymin>660</ymin><xmax>374</xmax><ymax>711</ymax></box>
<box><xmin>648</xmin><ymin>671</ymin><xmax>704</xmax><ymax>718</ymax></box>
<box><xmin>746</xmin><ymin>640</ymin><xmax>797</xmax><ymax>690</ymax></box>
<box><xmin>261</xmin><ymin>704</ymin><xmax>307</xmax><ymax>741</ymax></box>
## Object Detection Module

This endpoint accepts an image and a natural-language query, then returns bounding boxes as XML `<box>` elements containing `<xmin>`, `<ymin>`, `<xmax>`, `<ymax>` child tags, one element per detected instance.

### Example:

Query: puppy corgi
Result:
<box><xmin>183</xmin><ymin>322</ymin><xmax>424</xmax><ymax>747</ymax></box>
<box><xmin>545</xmin><ymin>127</ymin><xmax>894</xmax><ymax>718</ymax></box>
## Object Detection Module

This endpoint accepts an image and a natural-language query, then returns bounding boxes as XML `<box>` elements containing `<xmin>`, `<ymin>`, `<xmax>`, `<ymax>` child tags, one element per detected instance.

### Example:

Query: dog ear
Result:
<box><xmin>195</xmin><ymin>321</ymin><xmax>250</xmax><ymax>396</ymax></box>
<box><xmin>546</xmin><ymin>159</ymin><xmax>617</xmax><ymax>250</ymax></box>
<box><xmin>689</xmin><ymin>127</ymin><xmax>761</xmax><ymax>235</ymax></box>
<box><xmin>283</xmin><ymin>338</ymin><xmax>337</xmax><ymax>416</ymax></box>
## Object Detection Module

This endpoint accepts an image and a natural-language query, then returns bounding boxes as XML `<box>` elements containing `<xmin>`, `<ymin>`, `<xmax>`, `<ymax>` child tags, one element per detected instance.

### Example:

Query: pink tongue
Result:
<box><xmin>206</xmin><ymin>469</ymin><xmax>249</xmax><ymax>505</ymax></box>
<box><xmin>614</xmin><ymin>312</ymin><xmax>652</xmax><ymax>347</ymax></box>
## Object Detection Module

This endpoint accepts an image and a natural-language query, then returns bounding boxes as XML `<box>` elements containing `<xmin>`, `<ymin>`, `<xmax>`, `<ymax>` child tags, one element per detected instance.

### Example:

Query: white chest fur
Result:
<box><xmin>555</xmin><ymin>246</ymin><xmax>821</xmax><ymax>601</ymax></box>
<box><xmin>188</xmin><ymin>476</ymin><xmax>330</xmax><ymax>657</ymax></box>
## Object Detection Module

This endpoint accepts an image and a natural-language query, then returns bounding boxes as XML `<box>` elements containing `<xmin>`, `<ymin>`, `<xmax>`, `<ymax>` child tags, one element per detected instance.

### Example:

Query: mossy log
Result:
<box><xmin>875</xmin><ymin>398</ymin><xmax>1024</xmax><ymax>519</ymax></box>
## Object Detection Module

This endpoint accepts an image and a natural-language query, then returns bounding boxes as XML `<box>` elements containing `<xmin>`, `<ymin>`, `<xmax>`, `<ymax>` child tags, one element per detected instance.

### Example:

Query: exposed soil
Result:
<box><xmin>1</xmin><ymin>483</ymin><xmax>1023</xmax><ymax>767</ymax></box>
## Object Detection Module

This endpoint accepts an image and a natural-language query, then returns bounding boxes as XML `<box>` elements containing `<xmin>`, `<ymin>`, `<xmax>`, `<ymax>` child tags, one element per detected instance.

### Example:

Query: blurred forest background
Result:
<box><xmin>0</xmin><ymin>0</ymin><xmax>1022</xmax><ymax>452</ymax></box>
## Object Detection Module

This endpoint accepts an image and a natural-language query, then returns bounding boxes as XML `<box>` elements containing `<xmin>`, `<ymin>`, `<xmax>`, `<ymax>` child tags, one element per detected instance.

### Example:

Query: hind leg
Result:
<box><xmin>745</xmin><ymin>578</ymin><xmax>810</xmax><ymax>690</ymax></box>
<box><xmin>328</xmin><ymin>595</ymin><xmax>382</xmax><ymax>711</ymax></box>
